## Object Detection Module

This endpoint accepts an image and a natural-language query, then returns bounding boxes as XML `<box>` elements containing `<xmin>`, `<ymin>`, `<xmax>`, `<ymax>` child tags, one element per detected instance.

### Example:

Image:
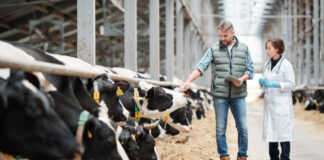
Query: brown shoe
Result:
<box><xmin>220</xmin><ymin>156</ymin><xmax>230</xmax><ymax>160</ymax></box>
<box><xmin>237</xmin><ymin>157</ymin><xmax>247</xmax><ymax>160</ymax></box>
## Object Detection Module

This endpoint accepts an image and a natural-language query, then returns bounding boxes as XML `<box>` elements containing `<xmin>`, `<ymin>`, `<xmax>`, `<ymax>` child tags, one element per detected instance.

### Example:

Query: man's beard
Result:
<box><xmin>222</xmin><ymin>40</ymin><xmax>232</xmax><ymax>45</ymax></box>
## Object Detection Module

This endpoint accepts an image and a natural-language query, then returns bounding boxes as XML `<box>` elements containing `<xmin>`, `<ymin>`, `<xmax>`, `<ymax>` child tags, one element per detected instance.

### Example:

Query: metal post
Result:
<box><xmin>124</xmin><ymin>0</ymin><xmax>137</xmax><ymax>71</ymax></box>
<box><xmin>149</xmin><ymin>0</ymin><xmax>160</xmax><ymax>80</ymax></box>
<box><xmin>293</xmin><ymin>0</ymin><xmax>298</xmax><ymax>82</ymax></box>
<box><xmin>183</xmin><ymin>23</ymin><xmax>191</xmax><ymax>78</ymax></box>
<box><xmin>287</xmin><ymin>0</ymin><xmax>292</xmax><ymax>62</ymax></box>
<box><xmin>165</xmin><ymin>0</ymin><xmax>174</xmax><ymax>82</ymax></box>
<box><xmin>191</xmin><ymin>29</ymin><xmax>198</xmax><ymax>84</ymax></box>
<box><xmin>176</xmin><ymin>0</ymin><xmax>184</xmax><ymax>80</ymax></box>
<box><xmin>321</xmin><ymin>0</ymin><xmax>324</xmax><ymax>84</ymax></box>
<box><xmin>313</xmin><ymin>0</ymin><xmax>319</xmax><ymax>85</ymax></box>
<box><xmin>298</xmin><ymin>0</ymin><xmax>305</xmax><ymax>85</ymax></box>
<box><xmin>305</xmin><ymin>0</ymin><xmax>311</xmax><ymax>85</ymax></box>
<box><xmin>77</xmin><ymin>0</ymin><xmax>95</xmax><ymax>65</ymax></box>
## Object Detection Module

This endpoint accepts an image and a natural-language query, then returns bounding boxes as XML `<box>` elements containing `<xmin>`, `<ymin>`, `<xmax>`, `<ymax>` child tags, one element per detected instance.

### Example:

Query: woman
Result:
<box><xmin>259</xmin><ymin>38</ymin><xmax>295</xmax><ymax>160</ymax></box>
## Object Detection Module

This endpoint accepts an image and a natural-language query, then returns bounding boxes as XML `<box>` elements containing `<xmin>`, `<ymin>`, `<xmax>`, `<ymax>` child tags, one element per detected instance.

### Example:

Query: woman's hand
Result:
<box><xmin>259</xmin><ymin>78</ymin><xmax>266</xmax><ymax>85</ymax></box>
<box><xmin>264</xmin><ymin>81</ymin><xmax>280</xmax><ymax>88</ymax></box>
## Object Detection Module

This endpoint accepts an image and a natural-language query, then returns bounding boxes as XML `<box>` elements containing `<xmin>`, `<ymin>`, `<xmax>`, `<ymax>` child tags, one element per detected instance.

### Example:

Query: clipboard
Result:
<box><xmin>225</xmin><ymin>75</ymin><xmax>242</xmax><ymax>83</ymax></box>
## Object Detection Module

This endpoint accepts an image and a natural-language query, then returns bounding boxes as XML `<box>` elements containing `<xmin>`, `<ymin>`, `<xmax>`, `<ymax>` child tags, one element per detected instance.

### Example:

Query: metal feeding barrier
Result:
<box><xmin>0</xmin><ymin>57</ymin><xmax>208</xmax><ymax>90</ymax></box>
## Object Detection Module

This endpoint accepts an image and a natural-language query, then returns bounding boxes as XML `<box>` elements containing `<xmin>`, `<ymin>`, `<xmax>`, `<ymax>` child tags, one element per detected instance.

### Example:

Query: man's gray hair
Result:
<box><xmin>217</xmin><ymin>21</ymin><xmax>234</xmax><ymax>31</ymax></box>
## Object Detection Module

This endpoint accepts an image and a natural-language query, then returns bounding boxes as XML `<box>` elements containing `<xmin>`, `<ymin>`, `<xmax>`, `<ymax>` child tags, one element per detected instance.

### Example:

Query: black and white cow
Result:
<box><xmin>185</xmin><ymin>89</ymin><xmax>206</xmax><ymax>119</ymax></box>
<box><xmin>292</xmin><ymin>89</ymin><xmax>306</xmax><ymax>105</ymax></box>
<box><xmin>48</xmin><ymin>90</ymin><xmax>129</xmax><ymax>160</ymax></box>
<box><xmin>119</xmin><ymin>118</ymin><xmax>140</xmax><ymax>160</ymax></box>
<box><xmin>135</xmin><ymin>125</ymin><xmax>159</xmax><ymax>160</ymax></box>
<box><xmin>137</xmin><ymin>81</ymin><xmax>187</xmax><ymax>118</ymax></box>
<box><xmin>152</xmin><ymin>106</ymin><xmax>193</xmax><ymax>136</ymax></box>
<box><xmin>7</xmin><ymin>41</ymin><xmax>129</xmax><ymax>123</ymax></box>
<box><xmin>304</xmin><ymin>90</ymin><xmax>324</xmax><ymax>112</ymax></box>
<box><xmin>0</xmin><ymin>71</ymin><xmax>79</xmax><ymax>159</ymax></box>
<box><xmin>118</xmin><ymin>80</ymin><xmax>192</xmax><ymax>133</ymax></box>
<box><xmin>1</xmin><ymin>41</ymin><xmax>130</xmax><ymax>159</ymax></box>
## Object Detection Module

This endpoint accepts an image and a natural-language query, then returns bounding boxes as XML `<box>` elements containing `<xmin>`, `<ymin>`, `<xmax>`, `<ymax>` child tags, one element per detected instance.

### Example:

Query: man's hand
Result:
<box><xmin>232</xmin><ymin>78</ymin><xmax>243</xmax><ymax>87</ymax></box>
<box><xmin>179</xmin><ymin>82</ymin><xmax>191</xmax><ymax>92</ymax></box>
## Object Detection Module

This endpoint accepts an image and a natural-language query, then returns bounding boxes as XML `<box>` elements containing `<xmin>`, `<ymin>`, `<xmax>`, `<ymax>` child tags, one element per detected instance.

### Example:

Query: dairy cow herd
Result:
<box><xmin>0</xmin><ymin>41</ymin><xmax>213</xmax><ymax>160</ymax></box>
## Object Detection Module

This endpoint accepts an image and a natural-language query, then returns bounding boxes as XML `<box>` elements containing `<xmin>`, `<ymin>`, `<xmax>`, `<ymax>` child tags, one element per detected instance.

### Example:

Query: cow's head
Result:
<box><xmin>0</xmin><ymin>71</ymin><xmax>79</xmax><ymax>159</ymax></box>
<box><xmin>304</xmin><ymin>90</ymin><xmax>324</xmax><ymax>111</ymax></box>
<box><xmin>119</xmin><ymin>118</ymin><xmax>140</xmax><ymax>160</ymax></box>
<box><xmin>161</xmin><ymin>107</ymin><xmax>193</xmax><ymax>135</ymax></box>
<box><xmin>138</xmin><ymin>81</ymin><xmax>187</xmax><ymax>118</ymax></box>
<box><xmin>47</xmin><ymin>89</ymin><xmax>127</xmax><ymax>160</ymax></box>
<box><xmin>136</xmin><ymin>126</ymin><xmax>159</xmax><ymax>160</ymax></box>
<box><xmin>146</xmin><ymin>86</ymin><xmax>173</xmax><ymax>111</ymax></box>
<box><xmin>82</xmin><ymin>116</ymin><xmax>124</xmax><ymax>160</ymax></box>
<box><xmin>118</xmin><ymin>82</ymin><xmax>146</xmax><ymax>117</ymax></box>
<box><xmin>87</xmin><ymin>76</ymin><xmax>130</xmax><ymax>122</ymax></box>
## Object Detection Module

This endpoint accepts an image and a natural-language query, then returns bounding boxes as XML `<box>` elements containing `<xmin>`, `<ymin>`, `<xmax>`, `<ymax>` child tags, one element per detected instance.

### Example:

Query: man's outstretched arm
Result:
<box><xmin>179</xmin><ymin>69</ymin><xmax>202</xmax><ymax>91</ymax></box>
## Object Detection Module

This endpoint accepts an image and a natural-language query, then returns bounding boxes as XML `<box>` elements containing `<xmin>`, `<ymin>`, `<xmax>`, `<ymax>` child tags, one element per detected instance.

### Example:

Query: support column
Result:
<box><xmin>298</xmin><ymin>0</ymin><xmax>305</xmax><ymax>85</ymax></box>
<box><xmin>124</xmin><ymin>0</ymin><xmax>137</xmax><ymax>71</ymax></box>
<box><xmin>305</xmin><ymin>0</ymin><xmax>311</xmax><ymax>85</ymax></box>
<box><xmin>165</xmin><ymin>0</ymin><xmax>174</xmax><ymax>82</ymax></box>
<box><xmin>176</xmin><ymin>0</ymin><xmax>184</xmax><ymax>79</ymax></box>
<box><xmin>183</xmin><ymin>23</ymin><xmax>191</xmax><ymax>78</ymax></box>
<box><xmin>293</xmin><ymin>0</ymin><xmax>298</xmax><ymax>81</ymax></box>
<box><xmin>321</xmin><ymin>0</ymin><xmax>324</xmax><ymax>84</ymax></box>
<box><xmin>149</xmin><ymin>0</ymin><xmax>160</xmax><ymax>80</ymax></box>
<box><xmin>287</xmin><ymin>0</ymin><xmax>292</xmax><ymax>62</ymax></box>
<box><xmin>313</xmin><ymin>0</ymin><xmax>320</xmax><ymax>85</ymax></box>
<box><xmin>77</xmin><ymin>0</ymin><xmax>95</xmax><ymax>65</ymax></box>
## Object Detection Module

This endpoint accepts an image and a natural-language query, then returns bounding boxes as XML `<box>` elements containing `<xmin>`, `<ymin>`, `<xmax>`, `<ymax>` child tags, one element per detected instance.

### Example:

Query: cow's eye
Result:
<box><xmin>25</xmin><ymin>99</ymin><xmax>44</xmax><ymax>118</ymax></box>
<box><xmin>156</xmin><ymin>89</ymin><xmax>165</xmax><ymax>97</ymax></box>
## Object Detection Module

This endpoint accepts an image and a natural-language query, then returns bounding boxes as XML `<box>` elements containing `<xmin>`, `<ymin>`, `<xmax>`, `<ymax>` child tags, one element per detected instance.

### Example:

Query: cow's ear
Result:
<box><xmin>115</xmin><ymin>80</ymin><xmax>130</xmax><ymax>93</ymax></box>
<box><xmin>86</xmin><ymin>78</ymin><xmax>93</xmax><ymax>92</ymax></box>
<box><xmin>85</xmin><ymin>117</ymin><xmax>98</xmax><ymax>137</ymax></box>
<box><xmin>146</xmin><ymin>88</ymin><xmax>154</xmax><ymax>98</ymax></box>
<box><xmin>139</xmin><ymin>88</ymin><xmax>147</xmax><ymax>97</ymax></box>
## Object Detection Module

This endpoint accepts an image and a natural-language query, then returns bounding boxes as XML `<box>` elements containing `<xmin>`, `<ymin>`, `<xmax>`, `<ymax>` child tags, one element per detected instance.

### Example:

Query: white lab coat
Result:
<box><xmin>262</xmin><ymin>57</ymin><xmax>295</xmax><ymax>142</ymax></box>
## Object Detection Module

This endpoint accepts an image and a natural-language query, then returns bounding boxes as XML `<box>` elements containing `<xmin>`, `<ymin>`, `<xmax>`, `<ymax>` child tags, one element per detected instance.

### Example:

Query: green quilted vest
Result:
<box><xmin>210</xmin><ymin>36</ymin><xmax>248</xmax><ymax>98</ymax></box>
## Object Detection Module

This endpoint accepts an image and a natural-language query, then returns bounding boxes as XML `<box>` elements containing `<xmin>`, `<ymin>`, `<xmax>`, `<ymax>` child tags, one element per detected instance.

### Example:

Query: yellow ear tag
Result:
<box><xmin>134</xmin><ymin>88</ymin><xmax>139</xmax><ymax>99</ymax></box>
<box><xmin>135</xmin><ymin>111</ymin><xmax>141</xmax><ymax>121</ymax></box>
<box><xmin>294</xmin><ymin>96</ymin><xmax>298</xmax><ymax>102</ymax></box>
<box><xmin>116</xmin><ymin>87</ymin><xmax>124</xmax><ymax>96</ymax></box>
<box><xmin>121</xmin><ymin>141</ymin><xmax>124</xmax><ymax>145</ymax></box>
<box><xmin>93</xmin><ymin>92</ymin><xmax>100</xmax><ymax>104</ymax></box>
<box><xmin>163</xmin><ymin>113</ymin><xmax>170</xmax><ymax>122</ymax></box>
<box><xmin>315</xmin><ymin>100</ymin><xmax>319</xmax><ymax>107</ymax></box>
<box><xmin>88</xmin><ymin>131</ymin><xmax>93</xmax><ymax>139</ymax></box>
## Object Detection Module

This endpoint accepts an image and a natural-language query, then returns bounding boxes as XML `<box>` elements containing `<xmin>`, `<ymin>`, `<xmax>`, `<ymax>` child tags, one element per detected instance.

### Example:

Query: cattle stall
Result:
<box><xmin>1</xmin><ymin>0</ymin><xmax>324</xmax><ymax>159</ymax></box>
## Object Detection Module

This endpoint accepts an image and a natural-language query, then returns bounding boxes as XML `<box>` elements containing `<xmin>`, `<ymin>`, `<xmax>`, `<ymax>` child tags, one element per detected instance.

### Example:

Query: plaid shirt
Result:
<box><xmin>194</xmin><ymin>48</ymin><xmax>254</xmax><ymax>79</ymax></box>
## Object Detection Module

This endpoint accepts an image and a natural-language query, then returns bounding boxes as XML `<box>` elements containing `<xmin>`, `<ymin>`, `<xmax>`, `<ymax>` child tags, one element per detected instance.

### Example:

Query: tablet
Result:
<box><xmin>225</xmin><ymin>75</ymin><xmax>242</xmax><ymax>83</ymax></box>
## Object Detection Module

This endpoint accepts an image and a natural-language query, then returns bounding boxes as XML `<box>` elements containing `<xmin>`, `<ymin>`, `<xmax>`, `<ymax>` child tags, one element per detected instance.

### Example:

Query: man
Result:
<box><xmin>179</xmin><ymin>21</ymin><xmax>254</xmax><ymax>160</ymax></box>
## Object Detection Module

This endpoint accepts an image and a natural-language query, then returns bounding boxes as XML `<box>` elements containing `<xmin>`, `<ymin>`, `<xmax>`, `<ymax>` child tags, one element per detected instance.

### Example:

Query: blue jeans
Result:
<box><xmin>213</xmin><ymin>97</ymin><xmax>248</xmax><ymax>158</ymax></box>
